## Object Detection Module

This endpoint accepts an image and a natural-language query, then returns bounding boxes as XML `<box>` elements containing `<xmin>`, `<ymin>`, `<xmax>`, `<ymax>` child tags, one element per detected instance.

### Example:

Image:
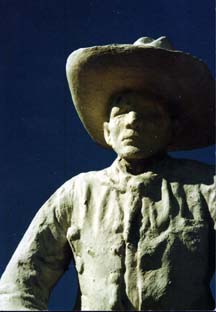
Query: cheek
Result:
<box><xmin>153</xmin><ymin>121</ymin><xmax>172</xmax><ymax>145</ymax></box>
<box><xmin>142</xmin><ymin>119</ymin><xmax>171</xmax><ymax>146</ymax></box>
<box><xmin>151</xmin><ymin>117</ymin><xmax>171</xmax><ymax>134</ymax></box>
<box><xmin>109</xmin><ymin>122</ymin><xmax>122</xmax><ymax>140</ymax></box>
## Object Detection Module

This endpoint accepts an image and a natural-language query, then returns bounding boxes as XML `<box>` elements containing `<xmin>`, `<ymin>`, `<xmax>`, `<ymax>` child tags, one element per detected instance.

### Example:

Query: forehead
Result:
<box><xmin>110</xmin><ymin>91</ymin><xmax>165</xmax><ymax>110</ymax></box>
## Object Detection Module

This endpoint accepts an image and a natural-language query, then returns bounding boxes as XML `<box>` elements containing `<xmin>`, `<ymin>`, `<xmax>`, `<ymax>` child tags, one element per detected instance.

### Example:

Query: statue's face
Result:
<box><xmin>103</xmin><ymin>92</ymin><xmax>172</xmax><ymax>160</ymax></box>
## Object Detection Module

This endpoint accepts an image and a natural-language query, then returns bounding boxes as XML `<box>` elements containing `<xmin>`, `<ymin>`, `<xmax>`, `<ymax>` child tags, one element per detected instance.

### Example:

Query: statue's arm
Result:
<box><xmin>200</xmin><ymin>174</ymin><xmax>216</xmax><ymax>229</ymax></box>
<box><xmin>0</xmin><ymin>181</ymin><xmax>73</xmax><ymax>310</ymax></box>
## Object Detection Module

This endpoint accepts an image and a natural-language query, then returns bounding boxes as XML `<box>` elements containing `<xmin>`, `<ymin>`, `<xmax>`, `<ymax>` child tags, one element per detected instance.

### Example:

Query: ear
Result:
<box><xmin>171</xmin><ymin>119</ymin><xmax>182</xmax><ymax>139</ymax></box>
<box><xmin>103</xmin><ymin>122</ymin><xmax>112</xmax><ymax>146</ymax></box>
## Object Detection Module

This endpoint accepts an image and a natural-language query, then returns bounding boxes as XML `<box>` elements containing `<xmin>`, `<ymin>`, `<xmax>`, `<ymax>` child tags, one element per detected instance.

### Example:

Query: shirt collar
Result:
<box><xmin>106</xmin><ymin>154</ymin><xmax>170</xmax><ymax>188</ymax></box>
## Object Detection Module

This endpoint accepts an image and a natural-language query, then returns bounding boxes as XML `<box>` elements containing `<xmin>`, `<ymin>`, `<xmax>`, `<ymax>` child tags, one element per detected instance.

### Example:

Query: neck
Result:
<box><xmin>118</xmin><ymin>153</ymin><xmax>167</xmax><ymax>175</ymax></box>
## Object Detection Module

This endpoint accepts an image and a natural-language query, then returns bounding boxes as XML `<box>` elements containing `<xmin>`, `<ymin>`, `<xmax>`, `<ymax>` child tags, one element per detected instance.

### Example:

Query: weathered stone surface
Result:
<box><xmin>0</xmin><ymin>156</ymin><xmax>215</xmax><ymax>310</ymax></box>
<box><xmin>0</xmin><ymin>38</ymin><xmax>215</xmax><ymax>310</ymax></box>
<box><xmin>66</xmin><ymin>37</ymin><xmax>215</xmax><ymax>150</ymax></box>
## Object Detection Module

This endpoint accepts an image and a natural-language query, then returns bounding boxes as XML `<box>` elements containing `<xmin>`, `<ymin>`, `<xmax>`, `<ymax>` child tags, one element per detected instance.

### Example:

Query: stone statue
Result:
<box><xmin>0</xmin><ymin>37</ymin><xmax>215</xmax><ymax>311</ymax></box>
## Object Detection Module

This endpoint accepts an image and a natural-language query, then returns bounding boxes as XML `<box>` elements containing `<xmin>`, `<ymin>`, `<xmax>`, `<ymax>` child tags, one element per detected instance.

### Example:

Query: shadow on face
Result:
<box><xmin>103</xmin><ymin>91</ymin><xmax>173</xmax><ymax>160</ymax></box>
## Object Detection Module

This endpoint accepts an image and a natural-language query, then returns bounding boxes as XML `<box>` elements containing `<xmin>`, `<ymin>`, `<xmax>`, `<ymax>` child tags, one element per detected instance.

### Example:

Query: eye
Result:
<box><xmin>115</xmin><ymin>95</ymin><xmax>122</xmax><ymax>104</ymax></box>
<box><xmin>147</xmin><ymin>112</ymin><xmax>161</xmax><ymax>119</ymax></box>
<box><xmin>143</xmin><ymin>110</ymin><xmax>163</xmax><ymax>121</ymax></box>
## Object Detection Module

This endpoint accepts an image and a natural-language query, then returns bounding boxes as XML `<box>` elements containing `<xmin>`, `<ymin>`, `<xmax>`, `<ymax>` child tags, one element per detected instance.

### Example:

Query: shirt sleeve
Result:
<box><xmin>200</xmin><ymin>174</ymin><xmax>216</xmax><ymax>230</ymax></box>
<box><xmin>0</xmin><ymin>179</ymin><xmax>74</xmax><ymax>310</ymax></box>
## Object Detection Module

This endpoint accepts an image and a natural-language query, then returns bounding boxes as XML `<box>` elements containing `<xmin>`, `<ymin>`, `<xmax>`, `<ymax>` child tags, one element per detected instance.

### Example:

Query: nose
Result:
<box><xmin>125</xmin><ymin>111</ymin><xmax>140</xmax><ymax>128</ymax></box>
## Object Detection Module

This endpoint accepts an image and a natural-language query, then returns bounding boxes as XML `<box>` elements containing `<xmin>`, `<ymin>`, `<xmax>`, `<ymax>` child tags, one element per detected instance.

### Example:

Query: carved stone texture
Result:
<box><xmin>0</xmin><ymin>37</ymin><xmax>215</xmax><ymax>311</ymax></box>
<box><xmin>0</xmin><ymin>156</ymin><xmax>215</xmax><ymax>310</ymax></box>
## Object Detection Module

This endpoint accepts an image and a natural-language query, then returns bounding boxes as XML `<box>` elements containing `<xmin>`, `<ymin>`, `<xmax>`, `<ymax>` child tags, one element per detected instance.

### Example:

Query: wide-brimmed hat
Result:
<box><xmin>66</xmin><ymin>36</ymin><xmax>215</xmax><ymax>151</ymax></box>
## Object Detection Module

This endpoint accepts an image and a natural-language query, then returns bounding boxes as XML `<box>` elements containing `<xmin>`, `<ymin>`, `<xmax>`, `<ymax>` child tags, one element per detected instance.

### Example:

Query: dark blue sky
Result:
<box><xmin>0</xmin><ymin>1</ymin><xmax>215</xmax><ymax>310</ymax></box>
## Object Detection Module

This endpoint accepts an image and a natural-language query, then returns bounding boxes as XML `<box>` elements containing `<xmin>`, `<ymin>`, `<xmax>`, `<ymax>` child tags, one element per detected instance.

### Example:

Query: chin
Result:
<box><xmin>120</xmin><ymin>146</ymin><xmax>164</xmax><ymax>160</ymax></box>
<box><xmin>125</xmin><ymin>154</ymin><xmax>149</xmax><ymax>160</ymax></box>
<box><xmin>120</xmin><ymin>148</ymin><xmax>148</xmax><ymax>160</ymax></box>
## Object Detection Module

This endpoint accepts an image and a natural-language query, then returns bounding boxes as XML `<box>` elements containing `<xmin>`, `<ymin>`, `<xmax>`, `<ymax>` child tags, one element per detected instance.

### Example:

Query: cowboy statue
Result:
<box><xmin>0</xmin><ymin>37</ymin><xmax>215</xmax><ymax>311</ymax></box>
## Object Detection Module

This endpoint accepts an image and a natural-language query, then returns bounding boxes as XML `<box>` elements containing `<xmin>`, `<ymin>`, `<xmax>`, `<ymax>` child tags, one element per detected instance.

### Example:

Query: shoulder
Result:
<box><xmin>165</xmin><ymin>156</ymin><xmax>214</xmax><ymax>185</ymax></box>
<box><xmin>59</xmin><ymin>167</ymin><xmax>109</xmax><ymax>193</ymax></box>
<box><xmin>168</xmin><ymin>157</ymin><xmax>214</xmax><ymax>173</ymax></box>
<box><xmin>70</xmin><ymin>167</ymin><xmax>111</xmax><ymax>186</ymax></box>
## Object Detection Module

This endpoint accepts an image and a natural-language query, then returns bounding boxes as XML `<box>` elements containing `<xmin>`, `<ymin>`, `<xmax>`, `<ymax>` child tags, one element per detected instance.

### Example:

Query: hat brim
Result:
<box><xmin>66</xmin><ymin>45</ymin><xmax>215</xmax><ymax>151</ymax></box>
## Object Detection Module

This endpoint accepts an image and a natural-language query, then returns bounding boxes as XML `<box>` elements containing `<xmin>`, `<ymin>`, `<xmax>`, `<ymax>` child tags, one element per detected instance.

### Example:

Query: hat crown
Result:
<box><xmin>133</xmin><ymin>36</ymin><xmax>174</xmax><ymax>50</ymax></box>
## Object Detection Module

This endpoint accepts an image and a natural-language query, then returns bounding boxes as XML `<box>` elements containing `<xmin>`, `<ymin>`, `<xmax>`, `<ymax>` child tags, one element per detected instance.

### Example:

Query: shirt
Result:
<box><xmin>0</xmin><ymin>155</ymin><xmax>215</xmax><ymax>310</ymax></box>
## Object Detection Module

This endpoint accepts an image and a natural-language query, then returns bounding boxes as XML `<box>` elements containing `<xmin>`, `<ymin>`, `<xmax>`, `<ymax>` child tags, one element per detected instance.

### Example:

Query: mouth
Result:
<box><xmin>122</xmin><ymin>136</ymin><xmax>142</xmax><ymax>147</ymax></box>
<box><xmin>122</xmin><ymin>137</ymin><xmax>138</xmax><ymax>143</ymax></box>
<box><xmin>122</xmin><ymin>130</ymin><xmax>140</xmax><ymax>142</ymax></box>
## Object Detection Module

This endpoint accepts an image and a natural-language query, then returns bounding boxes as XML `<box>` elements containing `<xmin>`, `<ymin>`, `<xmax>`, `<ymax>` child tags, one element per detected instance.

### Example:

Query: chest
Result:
<box><xmin>66</xmin><ymin>181</ymin><xmax>214</xmax><ymax>310</ymax></box>
<box><xmin>67</xmin><ymin>180</ymin><xmax>212</xmax><ymax>270</ymax></box>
